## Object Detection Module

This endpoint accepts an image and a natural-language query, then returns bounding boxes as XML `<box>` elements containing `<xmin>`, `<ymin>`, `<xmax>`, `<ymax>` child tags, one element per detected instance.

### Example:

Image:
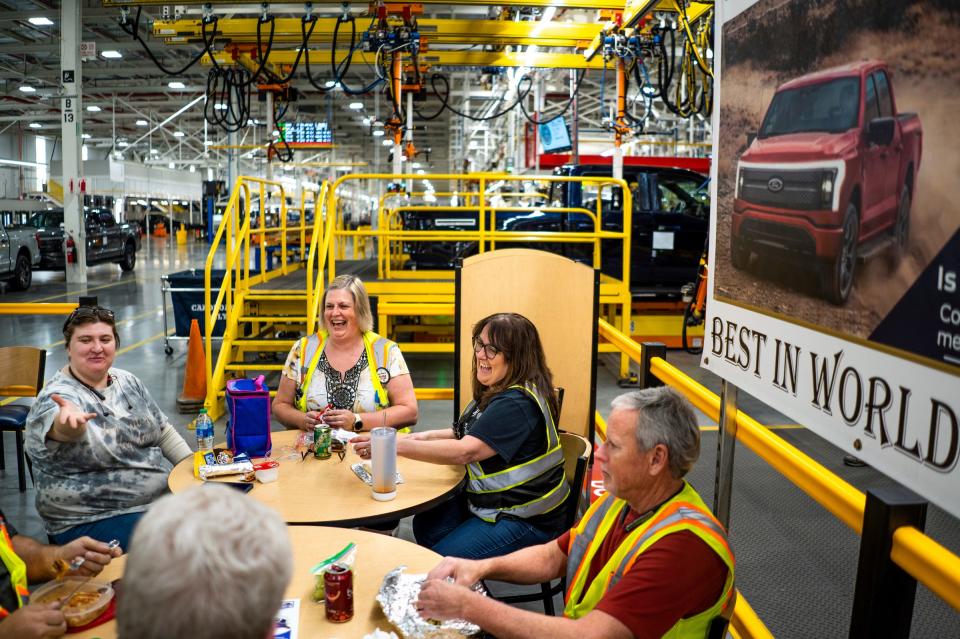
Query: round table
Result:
<box><xmin>72</xmin><ymin>526</ymin><xmax>445</xmax><ymax>639</ymax></box>
<box><xmin>168</xmin><ymin>429</ymin><xmax>465</xmax><ymax>527</ymax></box>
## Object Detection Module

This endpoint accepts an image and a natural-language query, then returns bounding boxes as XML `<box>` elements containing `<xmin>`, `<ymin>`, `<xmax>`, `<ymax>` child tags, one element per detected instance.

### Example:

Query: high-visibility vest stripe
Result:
<box><xmin>0</xmin><ymin>518</ymin><xmax>28</xmax><ymax>616</ymax></box>
<box><xmin>463</xmin><ymin>383</ymin><xmax>568</xmax><ymax>523</ymax></box>
<box><xmin>562</xmin><ymin>482</ymin><xmax>736</xmax><ymax>635</ymax></box>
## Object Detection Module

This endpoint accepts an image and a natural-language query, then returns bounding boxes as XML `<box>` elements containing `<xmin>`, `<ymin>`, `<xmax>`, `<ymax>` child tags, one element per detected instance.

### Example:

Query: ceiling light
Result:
<box><xmin>411</xmin><ymin>162</ymin><xmax>421</xmax><ymax>169</ymax></box>
<box><xmin>324</xmin><ymin>80</ymin><xmax>337</xmax><ymax>88</ymax></box>
<box><xmin>214</xmin><ymin>103</ymin><xmax>226</xmax><ymax>111</ymax></box>
<box><xmin>118</xmin><ymin>141</ymin><xmax>130</xmax><ymax>147</ymax></box>
<box><xmin>168</xmin><ymin>81</ymin><xmax>186</xmax><ymax>90</ymax></box>
<box><xmin>136</xmin><ymin>119</ymin><xmax>148</xmax><ymax>126</ymax></box>
<box><xmin>86</xmin><ymin>105</ymin><xmax>101</xmax><ymax>112</ymax></box>
<box><xmin>28</xmin><ymin>17</ymin><xmax>54</xmax><ymax>26</ymax></box>
<box><xmin>150</xmin><ymin>148</ymin><xmax>159</xmax><ymax>154</ymax></box>
<box><xmin>81</xmin><ymin>133</ymin><xmax>91</xmax><ymax>139</ymax></box>
<box><xmin>173</xmin><ymin>131</ymin><xmax>185</xmax><ymax>138</ymax></box>
<box><xmin>382</xmin><ymin>139</ymin><xmax>392</xmax><ymax>146</ymax></box>
<box><xmin>18</xmin><ymin>85</ymin><xmax>36</xmax><ymax>93</ymax></box>
<box><xmin>101</xmin><ymin>50</ymin><xmax>122</xmax><ymax>59</ymax></box>
<box><xmin>29</xmin><ymin>122</ymin><xmax>42</xmax><ymax>129</ymax></box>
<box><xmin>349</xmin><ymin>102</ymin><xmax>364</xmax><ymax>110</ymax></box>
<box><xmin>189</xmin><ymin>165</ymin><xmax>196</xmax><ymax>173</ymax></box>
<box><xmin>204</xmin><ymin>140</ymin><xmax>213</xmax><ymax>146</ymax></box>
<box><xmin>168</xmin><ymin>162</ymin><xmax>175</xmax><ymax>169</ymax></box>
<box><xmin>416</xmin><ymin>169</ymin><xmax>425</xmax><ymax>175</ymax></box>
<box><xmin>372</xmin><ymin>129</ymin><xmax>385</xmax><ymax>137</ymax></box>
<box><xmin>361</xmin><ymin>117</ymin><xmax>371</xmax><ymax>126</ymax></box>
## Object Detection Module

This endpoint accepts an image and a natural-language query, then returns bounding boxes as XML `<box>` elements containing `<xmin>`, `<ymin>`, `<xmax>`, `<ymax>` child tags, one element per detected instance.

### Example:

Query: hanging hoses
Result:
<box><xmin>516</xmin><ymin>69</ymin><xmax>586</xmax><ymax>126</ymax></box>
<box><xmin>204</xmin><ymin>67</ymin><xmax>252</xmax><ymax>133</ymax></box>
<box><xmin>271</xmin><ymin>15</ymin><xmax>318</xmax><ymax>84</ymax></box>
<box><xmin>331</xmin><ymin>14</ymin><xmax>384</xmax><ymax>96</ymax></box>
<box><xmin>118</xmin><ymin>6</ymin><xmax>214</xmax><ymax>77</ymax></box>
<box><xmin>414</xmin><ymin>67</ymin><xmax>585</xmax><ymax>126</ymax></box>
<box><xmin>269</xmin><ymin>94</ymin><xmax>294</xmax><ymax>163</ymax></box>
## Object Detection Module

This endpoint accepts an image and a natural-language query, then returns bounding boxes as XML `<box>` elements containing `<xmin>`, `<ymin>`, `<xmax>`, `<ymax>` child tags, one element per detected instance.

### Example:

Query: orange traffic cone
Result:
<box><xmin>176</xmin><ymin>319</ymin><xmax>208</xmax><ymax>414</ymax></box>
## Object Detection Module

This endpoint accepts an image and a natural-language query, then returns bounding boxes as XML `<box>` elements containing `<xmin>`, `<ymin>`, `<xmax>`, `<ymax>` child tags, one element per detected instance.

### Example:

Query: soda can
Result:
<box><xmin>324</xmin><ymin>563</ymin><xmax>354</xmax><ymax>623</ymax></box>
<box><xmin>314</xmin><ymin>424</ymin><xmax>332</xmax><ymax>460</ymax></box>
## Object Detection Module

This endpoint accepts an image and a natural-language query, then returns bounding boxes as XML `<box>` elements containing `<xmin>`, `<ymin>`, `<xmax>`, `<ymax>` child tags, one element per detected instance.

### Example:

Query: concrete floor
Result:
<box><xmin>0</xmin><ymin>236</ymin><xmax>957</xmax><ymax>636</ymax></box>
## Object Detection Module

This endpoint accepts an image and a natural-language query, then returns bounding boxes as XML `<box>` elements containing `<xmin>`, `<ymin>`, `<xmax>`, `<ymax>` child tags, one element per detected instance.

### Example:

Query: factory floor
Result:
<box><xmin>0</xmin><ymin>236</ymin><xmax>957</xmax><ymax>637</ymax></box>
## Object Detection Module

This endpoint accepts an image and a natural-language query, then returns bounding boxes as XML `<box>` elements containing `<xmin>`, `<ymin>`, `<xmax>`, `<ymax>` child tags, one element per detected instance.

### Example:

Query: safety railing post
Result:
<box><xmin>714</xmin><ymin>379</ymin><xmax>738</xmax><ymax>529</ymax></box>
<box><xmin>849</xmin><ymin>487</ymin><xmax>926</xmax><ymax>639</ymax></box>
<box><xmin>638</xmin><ymin>342</ymin><xmax>666</xmax><ymax>389</ymax></box>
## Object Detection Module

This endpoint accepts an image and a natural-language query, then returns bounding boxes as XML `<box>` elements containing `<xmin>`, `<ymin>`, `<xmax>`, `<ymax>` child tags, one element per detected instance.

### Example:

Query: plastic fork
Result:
<box><xmin>58</xmin><ymin>539</ymin><xmax>120</xmax><ymax>606</ymax></box>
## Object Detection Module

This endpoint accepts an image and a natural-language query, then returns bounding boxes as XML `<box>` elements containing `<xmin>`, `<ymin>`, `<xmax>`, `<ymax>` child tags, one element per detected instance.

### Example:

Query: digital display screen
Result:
<box><xmin>538</xmin><ymin>116</ymin><xmax>573</xmax><ymax>153</ymax></box>
<box><xmin>279</xmin><ymin>122</ymin><xmax>333</xmax><ymax>144</ymax></box>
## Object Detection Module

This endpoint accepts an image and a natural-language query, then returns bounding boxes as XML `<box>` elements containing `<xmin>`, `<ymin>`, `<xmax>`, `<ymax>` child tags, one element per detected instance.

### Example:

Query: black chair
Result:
<box><xmin>0</xmin><ymin>347</ymin><xmax>45</xmax><ymax>492</ymax></box>
<box><xmin>493</xmin><ymin>431</ymin><xmax>590</xmax><ymax>615</ymax></box>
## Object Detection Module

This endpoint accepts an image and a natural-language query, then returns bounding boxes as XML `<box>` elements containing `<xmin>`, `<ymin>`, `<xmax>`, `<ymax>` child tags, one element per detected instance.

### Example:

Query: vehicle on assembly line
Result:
<box><xmin>732</xmin><ymin>60</ymin><xmax>922</xmax><ymax>304</ymax></box>
<box><xmin>397</xmin><ymin>157</ymin><xmax>711</xmax><ymax>298</ymax></box>
<box><xmin>0</xmin><ymin>214</ymin><xmax>41</xmax><ymax>291</ymax></box>
<box><xmin>27</xmin><ymin>208</ymin><xmax>142</xmax><ymax>272</ymax></box>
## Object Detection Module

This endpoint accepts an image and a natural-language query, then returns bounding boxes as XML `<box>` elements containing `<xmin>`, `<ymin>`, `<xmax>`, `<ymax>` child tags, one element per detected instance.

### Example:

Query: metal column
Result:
<box><xmin>714</xmin><ymin>380</ymin><xmax>739</xmax><ymax>529</ymax></box>
<box><xmin>61</xmin><ymin>1</ymin><xmax>86</xmax><ymax>284</ymax></box>
<box><xmin>265</xmin><ymin>90</ymin><xmax>274</xmax><ymax>181</ymax></box>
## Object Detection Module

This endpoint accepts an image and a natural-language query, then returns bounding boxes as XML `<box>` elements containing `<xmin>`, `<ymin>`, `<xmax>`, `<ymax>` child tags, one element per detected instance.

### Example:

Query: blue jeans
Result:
<box><xmin>49</xmin><ymin>512</ymin><xmax>144</xmax><ymax>551</ymax></box>
<box><xmin>413</xmin><ymin>495</ymin><xmax>554</xmax><ymax>559</ymax></box>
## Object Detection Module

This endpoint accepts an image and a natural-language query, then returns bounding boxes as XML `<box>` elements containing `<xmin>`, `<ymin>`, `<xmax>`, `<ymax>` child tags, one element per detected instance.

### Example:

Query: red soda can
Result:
<box><xmin>324</xmin><ymin>563</ymin><xmax>354</xmax><ymax>623</ymax></box>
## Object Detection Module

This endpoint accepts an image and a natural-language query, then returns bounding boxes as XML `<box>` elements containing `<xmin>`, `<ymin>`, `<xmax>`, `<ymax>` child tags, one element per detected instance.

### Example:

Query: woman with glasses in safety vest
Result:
<box><xmin>25</xmin><ymin>306</ymin><xmax>193</xmax><ymax>551</ymax></box>
<box><xmin>354</xmin><ymin>312</ymin><xmax>570</xmax><ymax>559</ymax></box>
<box><xmin>273</xmin><ymin>275</ymin><xmax>418</xmax><ymax>435</ymax></box>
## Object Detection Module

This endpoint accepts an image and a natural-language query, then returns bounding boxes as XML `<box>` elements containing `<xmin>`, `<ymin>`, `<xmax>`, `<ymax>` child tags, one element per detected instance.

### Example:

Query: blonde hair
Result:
<box><xmin>320</xmin><ymin>275</ymin><xmax>374</xmax><ymax>333</ymax></box>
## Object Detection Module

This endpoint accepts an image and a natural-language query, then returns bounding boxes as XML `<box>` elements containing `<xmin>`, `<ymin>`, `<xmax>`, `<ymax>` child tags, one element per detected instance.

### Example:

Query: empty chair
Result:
<box><xmin>0</xmin><ymin>347</ymin><xmax>46</xmax><ymax>492</ymax></box>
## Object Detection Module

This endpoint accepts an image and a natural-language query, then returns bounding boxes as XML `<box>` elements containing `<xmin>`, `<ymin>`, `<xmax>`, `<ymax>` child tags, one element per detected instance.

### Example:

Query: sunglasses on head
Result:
<box><xmin>63</xmin><ymin>306</ymin><xmax>117</xmax><ymax>339</ymax></box>
<box><xmin>64</xmin><ymin>306</ymin><xmax>115</xmax><ymax>325</ymax></box>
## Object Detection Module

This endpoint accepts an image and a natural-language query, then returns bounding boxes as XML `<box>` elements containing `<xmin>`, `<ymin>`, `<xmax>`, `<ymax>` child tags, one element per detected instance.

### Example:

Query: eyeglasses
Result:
<box><xmin>473</xmin><ymin>337</ymin><xmax>503</xmax><ymax>359</ymax></box>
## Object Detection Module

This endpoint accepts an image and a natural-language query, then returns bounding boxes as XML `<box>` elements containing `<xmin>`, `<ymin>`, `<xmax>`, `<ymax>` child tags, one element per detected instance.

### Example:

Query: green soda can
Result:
<box><xmin>314</xmin><ymin>424</ymin><xmax>332</xmax><ymax>459</ymax></box>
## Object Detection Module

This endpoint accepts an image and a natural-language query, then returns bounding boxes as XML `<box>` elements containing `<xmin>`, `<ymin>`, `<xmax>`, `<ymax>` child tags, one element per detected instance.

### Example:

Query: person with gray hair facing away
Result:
<box><xmin>117</xmin><ymin>484</ymin><xmax>292</xmax><ymax>639</ymax></box>
<box><xmin>416</xmin><ymin>386</ymin><xmax>735</xmax><ymax>639</ymax></box>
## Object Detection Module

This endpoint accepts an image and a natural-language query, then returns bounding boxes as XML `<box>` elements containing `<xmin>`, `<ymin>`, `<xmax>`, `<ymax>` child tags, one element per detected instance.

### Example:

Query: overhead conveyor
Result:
<box><xmin>154</xmin><ymin>17</ymin><xmax>604</xmax><ymax>49</ymax></box>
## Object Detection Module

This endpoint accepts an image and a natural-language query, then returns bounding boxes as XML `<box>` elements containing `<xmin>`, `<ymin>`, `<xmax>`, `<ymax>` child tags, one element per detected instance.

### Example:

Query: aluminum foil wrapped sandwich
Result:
<box><xmin>376</xmin><ymin>567</ymin><xmax>484</xmax><ymax>639</ymax></box>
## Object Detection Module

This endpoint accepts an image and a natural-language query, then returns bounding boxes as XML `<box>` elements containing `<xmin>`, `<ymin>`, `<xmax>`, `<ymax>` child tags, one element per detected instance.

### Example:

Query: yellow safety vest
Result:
<box><xmin>297</xmin><ymin>330</ymin><xmax>409</xmax><ymax>432</ymax></box>
<box><xmin>463</xmin><ymin>383</ymin><xmax>570</xmax><ymax>523</ymax></box>
<box><xmin>563</xmin><ymin>483</ymin><xmax>736</xmax><ymax>638</ymax></box>
<box><xmin>0</xmin><ymin>517</ymin><xmax>28</xmax><ymax>619</ymax></box>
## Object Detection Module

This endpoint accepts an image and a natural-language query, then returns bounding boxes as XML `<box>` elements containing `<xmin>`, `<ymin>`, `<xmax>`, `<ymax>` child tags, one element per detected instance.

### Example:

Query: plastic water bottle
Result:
<box><xmin>193</xmin><ymin>409</ymin><xmax>215</xmax><ymax>478</ymax></box>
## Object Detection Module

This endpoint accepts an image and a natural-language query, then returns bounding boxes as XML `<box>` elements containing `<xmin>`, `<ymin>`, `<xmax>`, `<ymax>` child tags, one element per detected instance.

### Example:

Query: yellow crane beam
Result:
<box><xmin>155</xmin><ymin>17</ymin><xmax>602</xmax><ymax>49</ymax></box>
<box><xmin>207</xmin><ymin>49</ymin><xmax>608</xmax><ymax>70</ymax></box>
<box><xmin>107</xmin><ymin>0</ymin><xmax>629</xmax><ymax>8</ymax></box>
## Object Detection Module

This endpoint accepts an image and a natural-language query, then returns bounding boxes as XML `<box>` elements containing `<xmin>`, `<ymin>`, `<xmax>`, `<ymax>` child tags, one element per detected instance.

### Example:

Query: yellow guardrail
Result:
<box><xmin>0</xmin><ymin>303</ymin><xmax>78</xmax><ymax>315</ymax></box>
<box><xmin>597</xmin><ymin>318</ymin><xmax>960</xmax><ymax>621</ymax></box>
<box><xmin>203</xmin><ymin>178</ymin><xmax>322</xmax><ymax>417</ymax></box>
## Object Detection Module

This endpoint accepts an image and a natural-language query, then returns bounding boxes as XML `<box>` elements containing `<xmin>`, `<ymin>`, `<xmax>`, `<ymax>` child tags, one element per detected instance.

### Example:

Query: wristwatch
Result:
<box><xmin>352</xmin><ymin>413</ymin><xmax>364</xmax><ymax>432</ymax></box>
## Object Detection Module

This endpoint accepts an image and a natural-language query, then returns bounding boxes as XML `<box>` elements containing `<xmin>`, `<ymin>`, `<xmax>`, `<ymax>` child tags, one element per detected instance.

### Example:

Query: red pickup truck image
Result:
<box><xmin>731</xmin><ymin>60</ymin><xmax>922</xmax><ymax>304</ymax></box>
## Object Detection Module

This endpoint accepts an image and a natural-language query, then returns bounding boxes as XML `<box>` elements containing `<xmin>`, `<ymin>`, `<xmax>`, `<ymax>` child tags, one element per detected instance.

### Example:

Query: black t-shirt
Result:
<box><xmin>0</xmin><ymin>508</ymin><xmax>21</xmax><ymax>615</ymax></box>
<box><xmin>461</xmin><ymin>388</ymin><xmax>569</xmax><ymax>532</ymax></box>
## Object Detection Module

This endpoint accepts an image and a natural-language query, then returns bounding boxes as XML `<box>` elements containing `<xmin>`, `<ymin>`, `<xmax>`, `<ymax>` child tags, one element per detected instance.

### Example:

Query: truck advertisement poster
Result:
<box><xmin>707</xmin><ymin>0</ymin><xmax>960</xmax><ymax>518</ymax></box>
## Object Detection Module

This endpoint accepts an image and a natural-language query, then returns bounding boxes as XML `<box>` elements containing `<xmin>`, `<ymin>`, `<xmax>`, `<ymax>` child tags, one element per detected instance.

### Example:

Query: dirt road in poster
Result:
<box><xmin>715</xmin><ymin>0</ymin><xmax>960</xmax><ymax>340</ymax></box>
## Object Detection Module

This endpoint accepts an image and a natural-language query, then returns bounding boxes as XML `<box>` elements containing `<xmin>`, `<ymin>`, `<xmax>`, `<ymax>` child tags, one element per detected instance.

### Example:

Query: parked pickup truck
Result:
<box><xmin>0</xmin><ymin>215</ymin><xmax>41</xmax><ymax>291</ymax></box>
<box><xmin>732</xmin><ymin>60</ymin><xmax>922</xmax><ymax>304</ymax></box>
<box><xmin>397</xmin><ymin>158</ymin><xmax>711</xmax><ymax>298</ymax></box>
<box><xmin>28</xmin><ymin>208</ymin><xmax>141</xmax><ymax>272</ymax></box>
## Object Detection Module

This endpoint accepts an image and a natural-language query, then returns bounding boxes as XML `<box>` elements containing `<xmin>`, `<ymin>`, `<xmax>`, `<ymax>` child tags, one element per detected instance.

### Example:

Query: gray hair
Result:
<box><xmin>320</xmin><ymin>274</ymin><xmax>374</xmax><ymax>333</ymax></box>
<box><xmin>117</xmin><ymin>484</ymin><xmax>292</xmax><ymax>639</ymax></box>
<box><xmin>610</xmin><ymin>386</ymin><xmax>700</xmax><ymax>479</ymax></box>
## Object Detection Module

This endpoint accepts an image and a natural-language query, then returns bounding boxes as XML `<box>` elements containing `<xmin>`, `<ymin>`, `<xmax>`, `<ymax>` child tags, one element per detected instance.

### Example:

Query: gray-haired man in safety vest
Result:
<box><xmin>417</xmin><ymin>386</ymin><xmax>735</xmax><ymax>639</ymax></box>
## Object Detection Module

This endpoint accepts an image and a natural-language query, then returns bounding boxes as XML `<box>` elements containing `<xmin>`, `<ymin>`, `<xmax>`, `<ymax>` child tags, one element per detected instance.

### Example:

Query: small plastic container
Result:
<box><xmin>254</xmin><ymin>460</ymin><xmax>279</xmax><ymax>483</ymax></box>
<box><xmin>30</xmin><ymin>578</ymin><xmax>114</xmax><ymax>627</ymax></box>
